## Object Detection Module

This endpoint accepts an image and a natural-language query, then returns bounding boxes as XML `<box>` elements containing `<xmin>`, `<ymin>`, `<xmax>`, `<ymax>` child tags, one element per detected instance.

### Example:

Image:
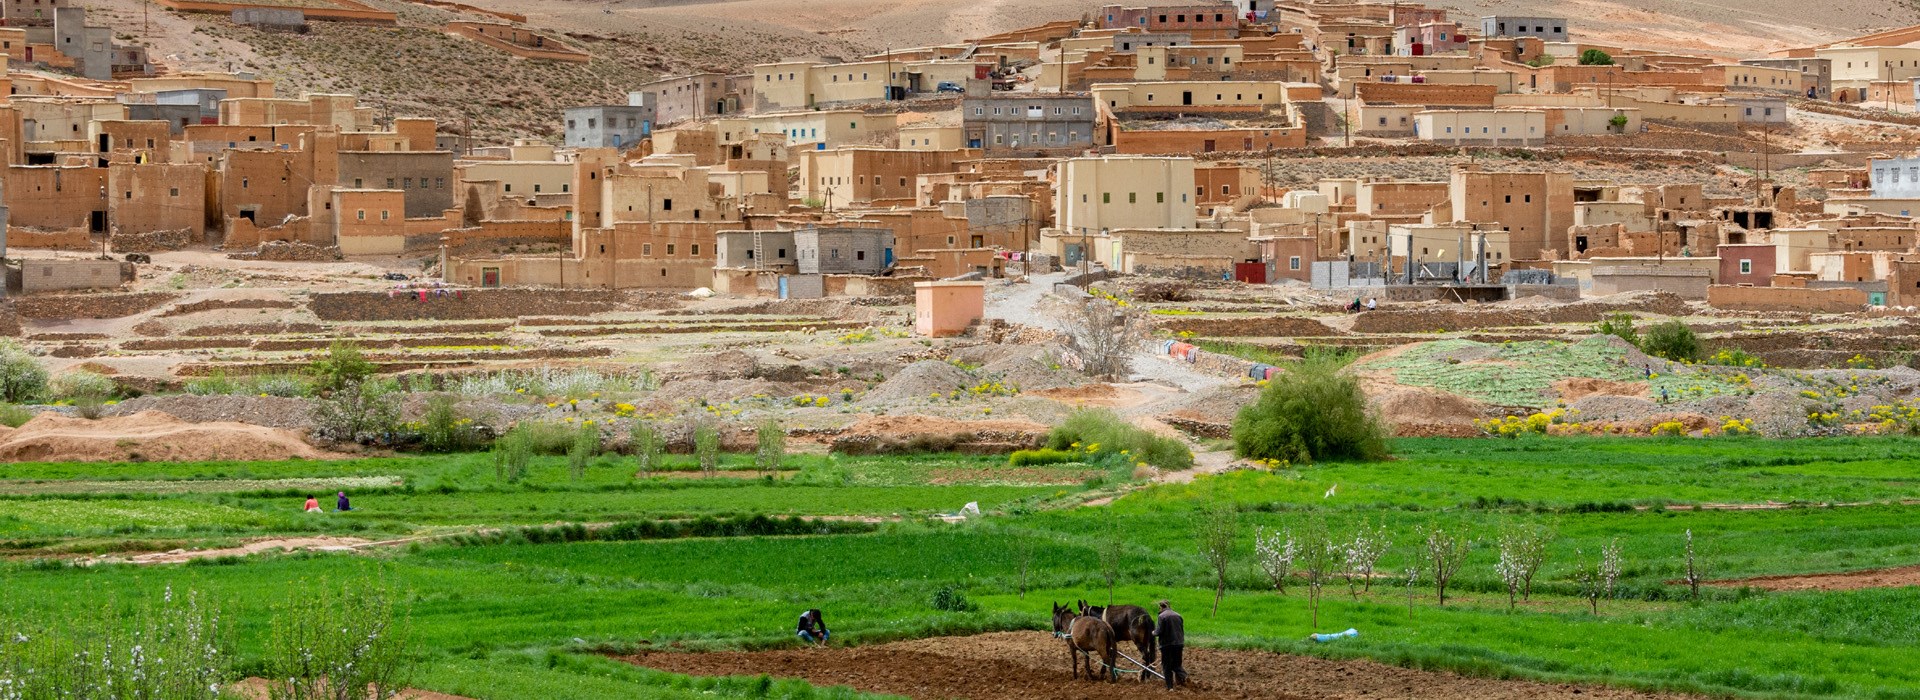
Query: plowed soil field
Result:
<box><xmin>620</xmin><ymin>631</ymin><xmax>1692</xmax><ymax>700</ymax></box>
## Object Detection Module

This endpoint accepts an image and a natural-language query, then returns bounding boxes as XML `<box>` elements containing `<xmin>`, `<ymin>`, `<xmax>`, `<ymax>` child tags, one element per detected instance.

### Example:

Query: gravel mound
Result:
<box><xmin>107</xmin><ymin>395</ymin><xmax>316</xmax><ymax>429</ymax></box>
<box><xmin>862</xmin><ymin>360</ymin><xmax>973</xmax><ymax>404</ymax></box>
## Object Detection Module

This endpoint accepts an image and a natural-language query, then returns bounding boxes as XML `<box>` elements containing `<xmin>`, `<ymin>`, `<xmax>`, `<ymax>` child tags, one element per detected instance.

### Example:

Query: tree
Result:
<box><xmin>631</xmin><ymin>419</ymin><xmax>663</xmax><ymax>477</ymax></box>
<box><xmin>309</xmin><ymin>340</ymin><xmax>376</xmax><ymax>391</ymax></box>
<box><xmin>1574</xmin><ymin>539</ymin><xmax>1625</xmax><ymax>614</ymax></box>
<box><xmin>311</xmin><ymin>379</ymin><xmax>399</xmax><ymax>445</ymax></box>
<box><xmin>755</xmin><ymin>418</ymin><xmax>786</xmax><ymax>477</ymax></box>
<box><xmin>1579</xmin><ymin>49</ymin><xmax>1614</xmax><ymax>65</ymax></box>
<box><xmin>1640</xmin><ymin>320</ymin><xmax>1701</xmax><ymax>362</ymax></box>
<box><xmin>694</xmin><ymin>421</ymin><xmax>721</xmax><ymax>477</ymax></box>
<box><xmin>266</xmin><ymin>577</ymin><xmax>412</xmax><ymax>700</ymax></box>
<box><xmin>1197</xmin><ymin>502</ymin><xmax>1239</xmax><ymax>617</ymax></box>
<box><xmin>1233</xmin><ymin>354</ymin><xmax>1389</xmax><ymax>464</ymax></box>
<box><xmin>1495</xmin><ymin>523</ymin><xmax>1554</xmax><ymax>611</ymax></box>
<box><xmin>1343</xmin><ymin>519</ymin><xmax>1391</xmax><ymax>596</ymax></box>
<box><xmin>1595</xmin><ymin>312</ymin><xmax>1637</xmax><ymax>346</ymax></box>
<box><xmin>1297</xmin><ymin>515</ymin><xmax>1337</xmax><ymax>628</ymax></box>
<box><xmin>1099</xmin><ymin>525</ymin><xmax>1125</xmax><ymax>605</ymax></box>
<box><xmin>1057</xmin><ymin>296</ymin><xmax>1147</xmax><ymax>381</ymax></box>
<box><xmin>1253</xmin><ymin>525</ymin><xmax>1299</xmax><ymax>595</ymax></box>
<box><xmin>1683</xmin><ymin>529</ymin><xmax>1708</xmax><ymax>601</ymax></box>
<box><xmin>1422</xmin><ymin>524</ymin><xmax>1473</xmax><ymax>606</ymax></box>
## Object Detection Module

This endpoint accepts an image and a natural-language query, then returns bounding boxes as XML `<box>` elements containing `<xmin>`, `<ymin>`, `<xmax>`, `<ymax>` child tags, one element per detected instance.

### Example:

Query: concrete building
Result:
<box><xmin>1113</xmin><ymin>32</ymin><xmax>1192</xmax><ymax>52</ymax></box>
<box><xmin>338</xmin><ymin>151</ymin><xmax>455</xmax><ymax>219</ymax></box>
<box><xmin>562</xmin><ymin>105</ymin><xmax>654</xmax><ymax>149</ymax></box>
<box><xmin>795</xmin><ymin>226</ymin><xmax>893</xmax><ymax>274</ymax></box>
<box><xmin>714</xmin><ymin>229</ymin><xmax>797</xmax><ymax>270</ymax></box>
<box><xmin>1413</xmin><ymin>110</ymin><xmax>1545</xmax><ymax>146</ymax></box>
<box><xmin>1480</xmin><ymin>15</ymin><xmax>1567</xmax><ymax>42</ymax></box>
<box><xmin>962</xmin><ymin>94</ymin><xmax>1097</xmax><ymax>154</ymax></box>
<box><xmin>5</xmin><ymin>0</ymin><xmax>63</xmax><ymax>27</ymax></box>
<box><xmin>16</xmin><ymin>259</ymin><xmax>130</xmax><ymax>294</ymax></box>
<box><xmin>915</xmin><ymin>281</ymin><xmax>986</xmax><ymax>337</ymax></box>
<box><xmin>629</xmin><ymin>73</ymin><xmax>743</xmax><ymax>127</ymax></box>
<box><xmin>1054</xmin><ymin>155</ymin><xmax>1198</xmax><ymax>234</ymax></box>
<box><xmin>1870</xmin><ymin>156</ymin><xmax>1920</xmax><ymax>198</ymax></box>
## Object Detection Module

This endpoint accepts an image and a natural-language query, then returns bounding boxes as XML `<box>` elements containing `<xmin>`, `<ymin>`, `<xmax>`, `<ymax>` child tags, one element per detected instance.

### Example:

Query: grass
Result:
<box><xmin>6</xmin><ymin>438</ymin><xmax>1920</xmax><ymax>698</ymax></box>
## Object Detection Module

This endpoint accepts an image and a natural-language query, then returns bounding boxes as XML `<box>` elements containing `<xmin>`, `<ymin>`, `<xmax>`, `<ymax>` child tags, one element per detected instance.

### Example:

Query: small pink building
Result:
<box><xmin>915</xmin><ymin>281</ymin><xmax>986</xmax><ymax>337</ymax></box>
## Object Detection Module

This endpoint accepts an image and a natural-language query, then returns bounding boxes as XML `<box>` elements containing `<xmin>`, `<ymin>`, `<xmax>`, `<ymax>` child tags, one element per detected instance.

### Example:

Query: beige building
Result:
<box><xmin>1053</xmin><ymin>155</ymin><xmax>1198</xmax><ymax>234</ymax></box>
<box><xmin>1413</xmin><ymin>110</ymin><xmax>1546</xmax><ymax>146</ymax></box>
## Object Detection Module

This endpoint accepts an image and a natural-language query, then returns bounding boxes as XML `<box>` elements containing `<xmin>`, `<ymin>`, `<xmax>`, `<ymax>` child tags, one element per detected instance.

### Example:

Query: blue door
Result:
<box><xmin>884</xmin><ymin>248</ymin><xmax>894</xmax><ymax>266</ymax></box>
<box><xmin>778</xmin><ymin>277</ymin><xmax>790</xmax><ymax>299</ymax></box>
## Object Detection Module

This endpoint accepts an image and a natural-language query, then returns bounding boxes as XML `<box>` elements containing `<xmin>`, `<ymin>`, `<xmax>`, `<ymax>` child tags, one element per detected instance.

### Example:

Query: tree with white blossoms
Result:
<box><xmin>1682</xmin><ymin>529</ymin><xmax>1708</xmax><ymax>601</ymax></box>
<box><xmin>1254</xmin><ymin>525</ymin><xmax>1299</xmax><ymax>595</ymax></box>
<box><xmin>268</xmin><ymin>576</ymin><xmax>413</xmax><ymax>700</ymax></box>
<box><xmin>1573</xmin><ymin>538</ymin><xmax>1625</xmax><ymax>615</ymax></box>
<box><xmin>1296</xmin><ymin>515</ymin><xmax>1338</xmax><ymax>628</ymax></box>
<box><xmin>0</xmin><ymin>585</ymin><xmax>229</xmax><ymax>699</ymax></box>
<box><xmin>1422</xmin><ymin>523</ymin><xmax>1472</xmax><ymax>606</ymax></box>
<box><xmin>1343</xmin><ymin>519</ymin><xmax>1391</xmax><ymax>597</ymax></box>
<box><xmin>1495</xmin><ymin>523</ymin><xmax>1555</xmax><ymax>611</ymax></box>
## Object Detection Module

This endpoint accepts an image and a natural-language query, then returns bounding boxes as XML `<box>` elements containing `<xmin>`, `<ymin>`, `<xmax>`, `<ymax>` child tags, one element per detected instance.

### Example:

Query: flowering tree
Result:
<box><xmin>1343</xmin><ymin>520</ymin><xmax>1391</xmax><ymax>597</ymax></box>
<box><xmin>1574</xmin><ymin>539</ymin><xmax>1625</xmax><ymax>615</ymax></box>
<box><xmin>1495</xmin><ymin>523</ymin><xmax>1555</xmax><ymax>611</ymax></box>
<box><xmin>1423</xmin><ymin>524</ymin><xmax>1472</xmax><ymax>606</ymax></box>
<box><xmin>1254</xmin><ymin>525</ymin><xmax>1299</xmax><ymax>595</ymax></box>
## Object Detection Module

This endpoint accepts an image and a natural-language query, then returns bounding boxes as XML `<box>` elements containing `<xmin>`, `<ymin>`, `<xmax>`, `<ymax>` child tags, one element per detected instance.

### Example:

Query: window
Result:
<box><xmin>381</xmin><ymin>210</ymin><xmax>390</xmax><ymax>220</ymax></box>
<box><xmin>1128</xmin><ymin>192</ymin><xmax>1137</xmax><ymax>203</ymax></box>
<box><xmin>386</xmin><ymin>178</ymin><xmax>396</xmax><ymax>188</ymax></box>
<box><xmin>691</xmin><ymin>244</ymin><xmax>700</xmax><ymax>255</ymax></box>
<box><xmin>1289</xmin><ymin>256</ymin><xmax>1302</xmax><ymax>270</ymax></box>
<box><xmin>830</xmin><ymin>249</ymin><xmax>841</xmax><ymax>259</ymax></box>
<box><xmin>643</xmin><ymin>243</ymin><xmax>653</xmax><ymax>255</ymax></box>
<box><xmin>856</xmin><ymin>250</ymin><xmax>866</xmax><ymax>260</ymax></box>
<box><xmin>667</xmin><ymin>244</ymin><xmax>676</xmax><ymax>255</ymax></box>
<box><xmin>663</xmin><ymin>198</ymin><xmax>673</xmax><ymax>211</ymax></box>
<box><xmin>1740</xmin><ymin>259</ymin><xmax>1752</xmax><ymax>274</ymax></box>
<box><xmin>1156</xmin><ymin>192</ymin><xmax>1165</xmax><ymax>203</ymax></box>
<box><xmin>1102</xmin><ymin>193</ymin><xmax>1111</xmax><ymax>204</ymax></box>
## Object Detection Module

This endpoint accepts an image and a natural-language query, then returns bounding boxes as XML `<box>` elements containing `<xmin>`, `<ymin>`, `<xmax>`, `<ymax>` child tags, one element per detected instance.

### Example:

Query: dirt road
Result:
<box><xmin>621</xmin><ymin>631</ymin><xmax>1692</xmax><ymax>700</ymax></box>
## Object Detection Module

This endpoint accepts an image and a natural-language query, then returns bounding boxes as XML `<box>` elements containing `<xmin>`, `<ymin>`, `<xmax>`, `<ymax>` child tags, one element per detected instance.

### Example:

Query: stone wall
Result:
<box><xmin>309</xmin><ymin>288</ymin><xmax>630</xmax><ymax>321</ymax></box>
<box><xmin>16</xmin><ymin>292</ymin><xmax>178</xmax><ymax>320</ymax></box>
<box><xmin>110</xmin><ymin>229</ymin><xmax>193</xmax><ymax>253</ymax></box>
<box><xmin>1154</xmin><ymin>315</ymin><xmax>1336</xmax><ymax>337</ymax></box>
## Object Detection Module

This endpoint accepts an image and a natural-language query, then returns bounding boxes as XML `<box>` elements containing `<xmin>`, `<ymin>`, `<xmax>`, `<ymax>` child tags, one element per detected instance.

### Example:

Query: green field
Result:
<box><xmin>5</xmin><ymin>438</ymin><xmax>1920</xmax><ymax>698</ymax></box>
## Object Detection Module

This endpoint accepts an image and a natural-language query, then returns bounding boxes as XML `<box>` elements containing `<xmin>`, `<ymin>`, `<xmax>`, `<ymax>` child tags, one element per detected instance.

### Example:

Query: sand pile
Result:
<box><xmin>106</xmin><ymin>395</ymin><xmax>316</xmax><ymax>429</ymax></box>
<box><xmin>0</xmin><ymin>411</ymin><xmax>335</xmax><ymax>462</ymax></box>
<box><xmin>1372</xmin><ymin>387</ymin><xmax>1488</xmax><ymax>437</ymax></box>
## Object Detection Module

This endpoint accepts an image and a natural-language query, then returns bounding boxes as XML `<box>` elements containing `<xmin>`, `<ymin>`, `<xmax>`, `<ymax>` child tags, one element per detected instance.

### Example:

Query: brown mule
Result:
<box><xmin>1052</xmin><ymin>602</ymin><xmax>1118</xmax><ymax>682</ymax></box>
<box><xmin>1080</xmin><ymin>601</ymin><xmax>1157</xmax><ymax>682</ymax></box>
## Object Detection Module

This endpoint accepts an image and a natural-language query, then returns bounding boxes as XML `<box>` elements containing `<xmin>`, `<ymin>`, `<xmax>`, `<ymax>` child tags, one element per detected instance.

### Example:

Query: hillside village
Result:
<box><xmin>6</xmin><ymin>0</ymin><xmax>1920</xmax><ymax>440</ymax></box>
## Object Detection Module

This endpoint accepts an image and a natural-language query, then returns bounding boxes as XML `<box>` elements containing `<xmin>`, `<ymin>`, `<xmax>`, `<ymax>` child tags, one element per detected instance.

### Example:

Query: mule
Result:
<box><xmin>1051</xmin><ymin>602</ymin><xmax>1118</xmax><ymax>682</ymax></box>
<box><xmin>1079</xmin><ymin>600</ymin><xmax>1157</xmax><ymax>681</ymax></box>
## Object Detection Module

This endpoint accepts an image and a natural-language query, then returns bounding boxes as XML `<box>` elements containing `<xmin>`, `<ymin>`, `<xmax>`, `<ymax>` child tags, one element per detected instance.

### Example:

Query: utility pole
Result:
<box><xmin>1081</xmin><ymin>226</ymin><xmax>1091</xmax><ymax>277</ymax></box>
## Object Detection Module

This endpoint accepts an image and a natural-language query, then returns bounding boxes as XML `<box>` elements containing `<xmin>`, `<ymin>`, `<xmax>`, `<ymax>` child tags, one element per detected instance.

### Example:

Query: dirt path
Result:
<box><xmin>1707</xmin><ymin>564</ymin><xmax>1920</xmax><ymax>591</ymax></box>
<box><xmin>619</xmin><ymin>631</ymin><xmax>1690</xmax><ymax>700</ymax></box>
<box><xmin>1157</xmin><ymin>449</ymin><xmax>1237</xmax><ymax>484</ymax></box>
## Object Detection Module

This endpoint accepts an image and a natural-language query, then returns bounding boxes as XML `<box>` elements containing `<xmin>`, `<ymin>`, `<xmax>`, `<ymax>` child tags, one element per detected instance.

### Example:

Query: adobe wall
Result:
<box><xmin>1153</xmin><ymin>315</ymin><xmax>1336</xmax><ymax>337</ymax></box>
<box><xmin>155</xmin><ymin>0</ymin><xmax>397</xmax><ymax>23</ymax></box>
<box><xmin>10</xmin><ymin>228</ymin><xmax>95</xmax><ymax>251</ymax></box>
<box><xmin>1706</xmin><ymin>285</ymin><xmax>1866</xmax><ymax>313</ymax></box>
<box><xmin>309</xmin><ymin>288</ymin><xmax>631</xmax><ymax>321</ymax></box>
<box><xmin>1112</xmin><ymin>126</ymin><xmax>1307</xmax><ymax>154</ymax></box>
<box><xmin>1354</xmin><ymin>82</ymin><xmax>1498</xmax><ymax>106</ymax></box>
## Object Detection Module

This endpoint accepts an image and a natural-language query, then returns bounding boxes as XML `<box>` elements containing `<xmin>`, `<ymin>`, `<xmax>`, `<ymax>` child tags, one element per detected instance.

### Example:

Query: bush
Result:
<box><xmin>311</xmin><ymin>380</ymin><xmax>400</xmax><ymax>445</ymax></box>
<box><xmin>50</xmin><ymin>370</ymin><xmax>116</xmax><ymax>402</ymax></box>
<box><xmin>1704</xmin><ymin>348</ymin><xmax>1763</xmax><ymax>368</ymax></box>
<box><xmin>567</xmin><ymin>424</ymin><xmax>601</xmax><ymax>481</ymax></box>
<box><xmin>755</xmin><ymin>418</ymin><xmax>785</xmax><ymax>474</ymax></box>
<box><xmin>416</xmin><ymin>395</ymin><xmax>472</xmax><ymax>453</ymax></box>
<box><xmin>265</xmin><ymin>578</ymin><xmax>412</xmax><ymax>699</ymax></box>
<box><xmin>631</xmin><ymin>420</ymin><xmax>664</xmax><ymax>476</ymax></box>
<box><xmin>0</xmin><ymin>403</ymin><xmax>33</xmax><ymax>427</ymax></box>
<box><xmin>1595</xmin><ymin>313</ymin><xmax>1637</xmax><ymax>346</ymax></box>
<box><xmin>1009</xmin><ymin>448</ymin><xmax>1081</xmax><ymax>467</ymax></box>
<box><xmin>1579</xmin><ymin>49</ymin><xmax>1614</xmax><ymax>65</ymax></box>
<box><xmin>694</xmin><ymin>422</ymin><xmax>721</xmax><ymax>477</ymax></box>
<box><xmin>516</xmin><ymin>420</ymin><xmax>578</xmax><ymax>455</ymax></box>
<box><xmin>493</xmin><ymin>425</ymin><xmax>533</xmax><ymax>483</ymax></box>
<box><xmin>309</xmin><ymin>340</ymin><xmax>376</xmax><ymax>391</ymax></box>
<box><xmin>0</xmin><ymin>339</ymin><xmax>48</xmax><ymax>403</ymax></box>
<box><xmin>1233</xmin><ymin>355</ymin><xmax>1390</xmax><ymax>464</ymax></box>
<box><xmin>1045</xmin><ymin>408</ymin><xmax>1192</xmax><ymax>470</ymax></box>
<box><xmin>931</xmin><ymin>584</ymin><xmax>977</xmax><ymax>612</ymax></box>
<box><xmin>1640</xmin><ymin>320</ymin><xmax>1701</xmax><ymax>362</ymax></box>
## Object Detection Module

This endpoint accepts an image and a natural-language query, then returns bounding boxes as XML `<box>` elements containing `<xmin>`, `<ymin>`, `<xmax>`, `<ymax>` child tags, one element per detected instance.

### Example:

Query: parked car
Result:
<box><xmin>936</xmin><ymin>81</ymin><xmax>965</xmax><ymax>93</ymax></box>
<box><xmin>382</xmin><ymin>272</ymin><xmax>410</xmax><ymax>281</ymax></box>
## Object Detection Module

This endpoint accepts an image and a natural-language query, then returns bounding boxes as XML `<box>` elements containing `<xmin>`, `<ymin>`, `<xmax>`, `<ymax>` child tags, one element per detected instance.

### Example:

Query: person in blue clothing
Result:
<box><xmin>796</xmin><ymin>609</ymin><xmax>829</xmax><ymax>645</ymax></box>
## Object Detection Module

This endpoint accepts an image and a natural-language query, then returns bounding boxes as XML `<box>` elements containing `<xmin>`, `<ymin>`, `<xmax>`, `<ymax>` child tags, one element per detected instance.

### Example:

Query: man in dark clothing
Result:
<box><xmin>796</xmin><ymin>608</ymin><xmax>829</xmax><ymax>645</ymax></box>
<box><xmin>1156</xmin><ymin>600</ymin><xmax>1186</xmax><ymax>689</ymax></box>
<box><xmin>336</xmin><ymin>492</ymin><xmax>352</xmax><ymax>512</ymax></box>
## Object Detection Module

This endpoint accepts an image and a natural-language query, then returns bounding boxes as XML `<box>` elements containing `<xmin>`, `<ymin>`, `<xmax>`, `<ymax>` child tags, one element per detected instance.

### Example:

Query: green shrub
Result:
<box><xmin>1009</xmin><ymin>448</ymin><xmax>1080</xmax><ymax>467</ymax></box>
<box><xmin>515</xmin><ymin>420</ymin><xmax>578</xmax><ymax>455</ymax></box>
<box><xmin>1704</xmin><ymin>347</ymin><xmax>1763</xmax><ymax>368</ymax></box>
<box><xmin>1579</xmin><ymin>49</ymin><xmax>1614</xmax><ymax>65</ymax></box>
<box><xmin>493</xmin><ymin>425</ymin><xmax>533</xmax><ymax>483</ymax></box>
<box><xmin>1595</xmin><ymin>313</ymin><xmax>1637</xmax><ymax>346</ymax></box>
<box><xmin>50</xmin><ymin>370</ymin><xmax>116</xmax><ymax>402</ymax></box>
<box><xmin>416</xmin><ymin>395</ymin><xmax>472</xmax><ymax>453</ymax></box>
<box><xmin>309</xmin><ymin>340</ymin><xmax>376</xmax><ymax>391</ymax></box>
<box><xmin>1044</xmin><ymin>408</ymin><xmax>1192</xmax><ymax>470</ymax></box>
<box><xmin>755</xmin><ymin>418</ymin><xmax>785</xmax><ymax>474</ymax></box>
<box><xmin>0</xmin><ymin>403</ymin><xmax>33</xmax><ymax>427</ymax></box>
<box><xmin>568</xmin><ymin>424</ymin><xmax>601</xmax><ymax>481</ymax></box>
<box><xmin>630</xmin><ymin>420</ymin><xmax>664</xmax><ymax>476</ymax></box>
<box><xmin>694</xmin><ymin>422</ymin><xmax>721</xmax><ymax>477</ymax></box>
<box><xmin>0</xmin><ymin>339</ymin><xmax>48</xmax><ymax>403</ymax></box>
<box><xmin>1233</xmin><ymin>354</ymin><xmax>1390</xmax><ymax>463</ymax></box>
<box><xmin>931</xmin><ymin>584</ymin><xmax>977</xmax><ymax>612</ymax></box>
<box><xmin>1640</xmin><ymin>320</ymin><xmax>1701</xmax><ymax>362</ymax></box>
